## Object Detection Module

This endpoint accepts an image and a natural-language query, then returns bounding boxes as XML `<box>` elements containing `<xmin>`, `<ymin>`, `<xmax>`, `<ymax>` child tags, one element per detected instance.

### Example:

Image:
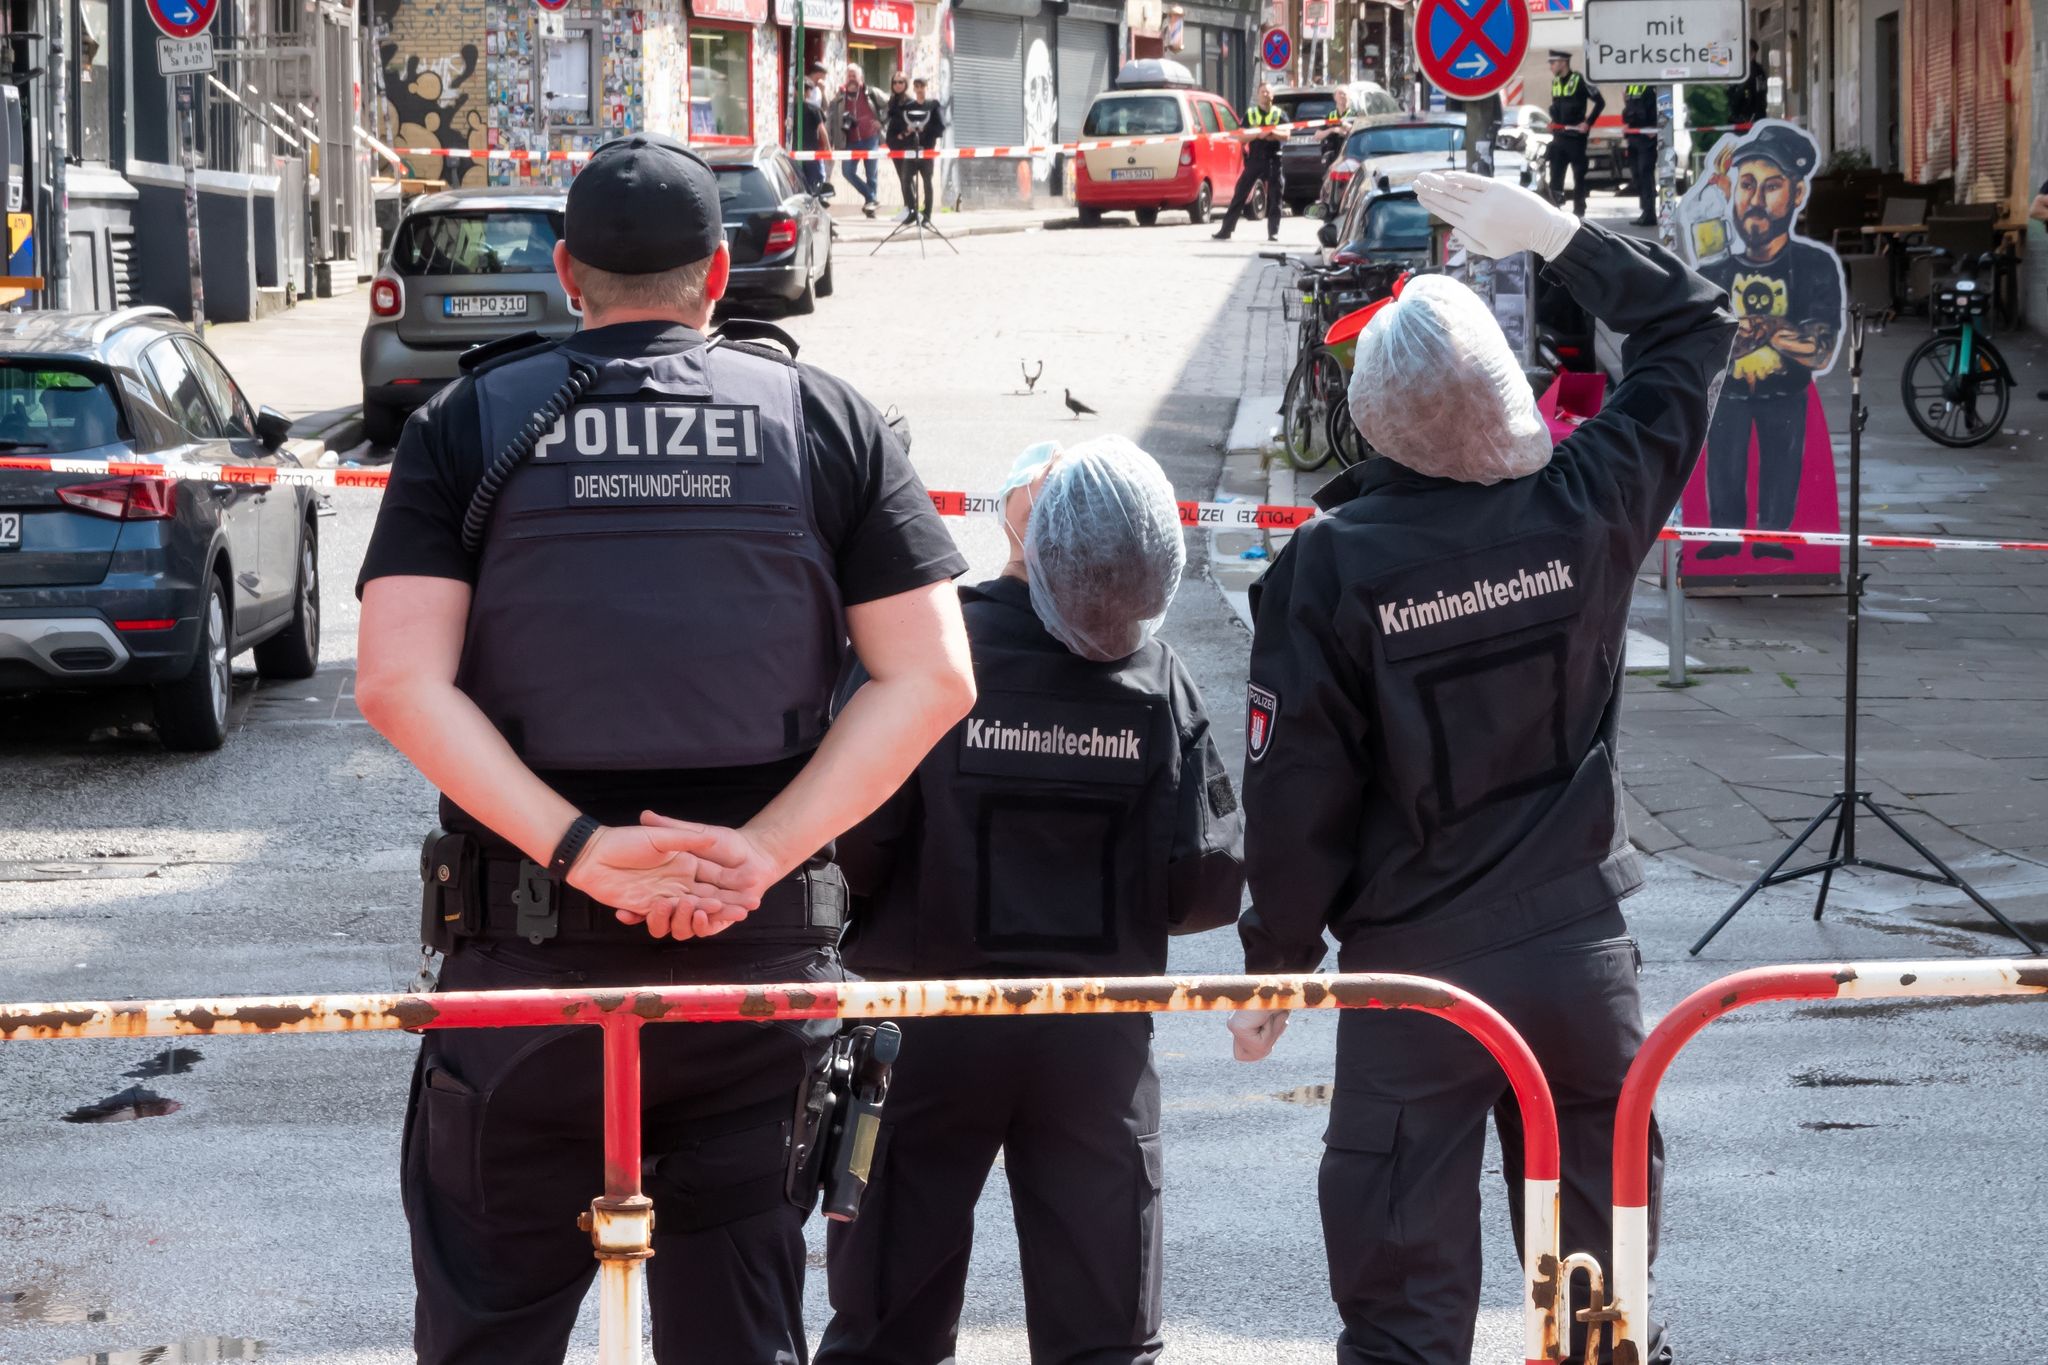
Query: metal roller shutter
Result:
<box><xmin>1057</xmin><ymin>19</ymin><xmax>1114</xmax><ymax>143</ymax></box>
<box><xmin>953</xmin><ymin>13</ymin><xmax>1026</xmax><ymax>147</ymax></box>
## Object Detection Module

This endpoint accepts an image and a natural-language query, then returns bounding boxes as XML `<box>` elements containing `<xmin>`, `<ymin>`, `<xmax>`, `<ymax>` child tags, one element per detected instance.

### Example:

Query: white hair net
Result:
<box><xmin>1024</xmin><ymin>436</ymin><xmax>1186</xmax><ymax>663</ymax></box>
<box><xmin>1346</xmin><ymin>273</ymin><xmax>1553</xmax><ymax>485</ymax></box>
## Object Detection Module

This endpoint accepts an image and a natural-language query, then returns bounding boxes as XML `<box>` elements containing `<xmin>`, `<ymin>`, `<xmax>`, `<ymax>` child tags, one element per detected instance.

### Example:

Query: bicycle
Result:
<box><xmin>1264</xmin><ymin>252</ymin><xmax>1386</xmax><ymax>473</ymax></box>
<box><xmin>1901</xmin><ymin>250</ymin><xmax>2012</xmax><ymax>448</ymax></box>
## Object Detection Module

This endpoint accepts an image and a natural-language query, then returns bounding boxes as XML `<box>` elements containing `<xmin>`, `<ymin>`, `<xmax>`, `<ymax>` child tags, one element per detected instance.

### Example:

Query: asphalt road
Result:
<box><xmin>5</xmin><ymin>214</ymin><xmax>2048</xmax><ymax>1364</ymax></box>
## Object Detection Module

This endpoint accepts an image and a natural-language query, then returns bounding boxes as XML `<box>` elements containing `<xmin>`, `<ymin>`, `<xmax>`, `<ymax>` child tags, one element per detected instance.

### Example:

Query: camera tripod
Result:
<box><xmin>1690</xmin><ymin>307</ymin><xmax>2043</xmax><ymax>957</ymax></box>
<box><xmin>871</xmin><ymin>161</ymin><xmax>959</xmax><ymax>258</ymax></box>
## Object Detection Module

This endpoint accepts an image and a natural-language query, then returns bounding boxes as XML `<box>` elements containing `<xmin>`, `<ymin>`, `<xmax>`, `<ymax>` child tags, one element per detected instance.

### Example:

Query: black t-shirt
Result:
<box><xmin>1702</xmin><ymin>236</ymin><xmax>1843</xmax><ymax>400</ymax></box>
<box><xmin>357</xmin><ymin>320</ymin><xmax>968</xmax><ymax>843</ymax></box>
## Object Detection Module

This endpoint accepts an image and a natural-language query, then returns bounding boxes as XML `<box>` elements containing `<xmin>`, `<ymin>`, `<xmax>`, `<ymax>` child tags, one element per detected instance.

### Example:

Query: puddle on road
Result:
<box><xmin>58</xmin><ymin>1338</ymin><xmax>265</xmax><ymax>1364</ymax></box>
<box><xmin>1272</xmin><ymin>1084</ymin><xmax>1333</xmax><ymax>1106</ymax></box>
<box><xmin>63</xmin><ymin>1086</ymin><xmax>182</xmax><ymax>1124</ymax></box>
<box><xmin>5</xmin><ymin>1287</ymin><xmax>109</xmax><ymax>1323</ymax></box>
<box><xmin>124</xmin><ymin>1048</ymin><xmax>203</xmax><ymax>1079</ymax></box>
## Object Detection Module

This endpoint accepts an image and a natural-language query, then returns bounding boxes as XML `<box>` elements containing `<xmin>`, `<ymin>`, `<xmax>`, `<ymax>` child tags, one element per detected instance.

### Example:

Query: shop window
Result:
<box><xmin>691</xmin><ymin>26</ymin><xmax>753</xmax><ymax>140</ymax></box>
<box><xmin>547</xmin><ymin>23</ymin><xmax>600</xmax><ymax>127</ymax></box>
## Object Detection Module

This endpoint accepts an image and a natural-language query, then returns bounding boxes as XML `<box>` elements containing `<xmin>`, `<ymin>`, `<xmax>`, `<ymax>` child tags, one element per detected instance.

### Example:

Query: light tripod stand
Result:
<box><xmin>871</xmin><ymin>154</ymin><xmax>959</xmax><ymax>258</ymax></box>
<box><xmin>1689</xmin><ymin>306</ymin><xmax>2044</xmax><ymax>957</ymax></box>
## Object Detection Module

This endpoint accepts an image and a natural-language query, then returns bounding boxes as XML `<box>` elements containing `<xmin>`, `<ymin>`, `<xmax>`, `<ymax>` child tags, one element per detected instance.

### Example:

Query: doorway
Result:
<box><xmin>1875</xmin><ymin>11</ymin><xmax>1900</xmax><ymax>172</ymax></box>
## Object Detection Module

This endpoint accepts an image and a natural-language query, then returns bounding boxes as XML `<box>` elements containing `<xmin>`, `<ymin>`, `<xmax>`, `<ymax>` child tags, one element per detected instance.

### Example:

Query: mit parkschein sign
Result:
<box><xmin>1585</xmin><ymin>0</ymin><xmax>1747</xmax><ymax>82</ymax></box>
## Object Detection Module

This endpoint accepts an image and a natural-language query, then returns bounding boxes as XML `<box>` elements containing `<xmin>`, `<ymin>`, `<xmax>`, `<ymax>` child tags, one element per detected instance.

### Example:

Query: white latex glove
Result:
<box><xmin>1414</xmin><ymin>170</ymin><xmax>1580</xmax><ymax>261</ymax></box>
<box><xmin>1227</xmin><ymin>1008</ymin><xmax>1291</xmax><ymax>1062</ymax></box>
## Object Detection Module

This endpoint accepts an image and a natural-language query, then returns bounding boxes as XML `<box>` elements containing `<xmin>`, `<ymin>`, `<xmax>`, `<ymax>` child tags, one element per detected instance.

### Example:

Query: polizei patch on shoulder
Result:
<box><xmin>1246</xmin><ymin>682</ymin><xmax>1279</xmax><ymax>762</ymax></box>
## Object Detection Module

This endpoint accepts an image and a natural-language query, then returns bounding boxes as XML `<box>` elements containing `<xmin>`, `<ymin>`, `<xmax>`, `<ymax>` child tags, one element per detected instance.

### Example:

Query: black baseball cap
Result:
<box><xmin>1547</xmin><ymin>49</ymin><xmax>1572</xmax><ymax>60</ymax></box>
<box><xmin>565</xmin><ymin>133</ymin><xmax>722</xmax><ymax>274</ymax></box>
<box><xmin>1735</xmin><ymin>123</ymin><xmax>1817</xmax><ymax>180</ymax></box>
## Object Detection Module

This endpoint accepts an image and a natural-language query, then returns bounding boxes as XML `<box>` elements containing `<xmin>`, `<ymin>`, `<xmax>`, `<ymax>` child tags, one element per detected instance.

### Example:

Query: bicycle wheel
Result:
<box><xmin>1279</xmin><ymin>360</ymin><xmax>1330</xmax><ymax>472</ymax></box>
<box><xmin>1328</xmin><ymin>392</ymin><xmax>1371</xmax><ymax>467</ymax></box>
<box><xmin>1901</xmin><ymin>332</ymin><xmax>2010</xmax><ymax>448</ymax></box>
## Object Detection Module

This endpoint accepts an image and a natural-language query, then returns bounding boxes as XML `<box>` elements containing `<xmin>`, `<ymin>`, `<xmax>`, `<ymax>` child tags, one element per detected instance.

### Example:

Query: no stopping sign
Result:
<box><xmin>1416</xmin><ymin>0</ymin><xmax>1527</xmax><ymax>101</ymax></box>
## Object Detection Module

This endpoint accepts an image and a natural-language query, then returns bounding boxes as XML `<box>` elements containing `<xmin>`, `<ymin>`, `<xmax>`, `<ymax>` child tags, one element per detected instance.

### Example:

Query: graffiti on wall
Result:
<box><xmin>379</xmin><ymin>43</ymin><xmax>487</xmax><ymax>186</ymax></box>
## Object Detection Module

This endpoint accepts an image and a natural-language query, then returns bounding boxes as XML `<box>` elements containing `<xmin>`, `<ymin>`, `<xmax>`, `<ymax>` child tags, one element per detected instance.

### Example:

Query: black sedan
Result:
<box><xmin>0</xmin><ymin>308</ymin><xmax>319</xmax><ymax>751</ymax></box>
<box><xmin>706</xmin><ymin>145</ymin><xmax>836</xmax><ymax>316</ymax></box>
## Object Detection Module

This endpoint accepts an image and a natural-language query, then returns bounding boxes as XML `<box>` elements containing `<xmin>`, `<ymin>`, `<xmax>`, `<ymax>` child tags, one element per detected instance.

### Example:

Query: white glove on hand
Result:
<box><xmin>1227</xmin><ymin>1008</ymin><xmax>1291</xmax><ymax>1062</ymax></box>
<box><xmin>1414</xmin><ymin>170</ymin><xmax>1580</xmax><ymax>261</ymax></box>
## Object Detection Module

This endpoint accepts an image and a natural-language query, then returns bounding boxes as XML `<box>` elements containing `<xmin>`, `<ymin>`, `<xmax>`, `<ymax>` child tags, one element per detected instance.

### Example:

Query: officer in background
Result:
<box><xmin>817</xmin><ymin>437</ymin><xmax>1245</xmax><ymax>1365</ymax></box>
<box><xmin>1213</xmin><ymin>83</ymin><xmax>1285</xmax><ymax>242</ymax></box>
<box><xmin>1545</xmin><ymin>50</ymin><xmax>1605</xmax><ymax>217</ymax></box>
<box><xmin>1232</xmin><ymin>172</ymin><xmax>1733</xmax><ymax>1365</ymax></box>
<box><xmin>354</xmin><ymin>132</ymin><xmax>977</xmax><ymax>1364</ymax></box>
<box><xmin>1622</xmin><ymin>83</ymin><xmax>1659</xmax><ymax>226</ymax></box>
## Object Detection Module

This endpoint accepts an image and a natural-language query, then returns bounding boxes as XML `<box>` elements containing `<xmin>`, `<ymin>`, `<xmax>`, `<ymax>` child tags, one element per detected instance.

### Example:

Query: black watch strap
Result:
<box><xmin>549</xmin><ymin>815</ymin><xmax>602</xmax><ymax>879</ymax></box>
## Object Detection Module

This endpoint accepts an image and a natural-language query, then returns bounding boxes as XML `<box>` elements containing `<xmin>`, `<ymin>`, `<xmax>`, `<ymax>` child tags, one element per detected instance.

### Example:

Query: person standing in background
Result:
<box><xmin>1212</xmin><ymin>83</ymin><xmax>1284</xmax><ymax>243</ymax></box>
<box><xmin>1622</xmin><ymin>83</ymin><xmax>1659</xmax><ymax>227</ymax></box>
<box><xmin>905</xmin><ymin>77</ymin><xmax>945</xmax><ymax>225</ymax></box>
<box><xmin>883</xmin><ymin>73</ymin><xmax>920</xmax><ymax>224</ymax></box>
<box><xmin>793</xmin><ymin>63</ymin><xmax>833</xmax><ymax>194</ymax></box>
<box><xmin>831</xmin><ymin>65</ymin><xmax>887</xmax><ymax>218</ymax></box>
<box><xmin>1546</xmin><ymin>50</ymin><xmax>1604</xmax><ymax>218</ymax></box>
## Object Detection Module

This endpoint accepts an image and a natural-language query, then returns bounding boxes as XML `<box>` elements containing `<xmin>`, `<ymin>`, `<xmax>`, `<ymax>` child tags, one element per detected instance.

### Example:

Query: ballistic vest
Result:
<box><xmin>1550</xmin><ymin>71</ymin><xmax>1593</xmax><ymax>127</ymax></box>
<box><xmin>844</xmin><ymin>581</ymin><xmax>1182</xmax><ymax>980</ymax></box>
<box><xmin>457</xmin><ymin>340</ymin><xmax>846</xmax><ymax>770</ymax></box>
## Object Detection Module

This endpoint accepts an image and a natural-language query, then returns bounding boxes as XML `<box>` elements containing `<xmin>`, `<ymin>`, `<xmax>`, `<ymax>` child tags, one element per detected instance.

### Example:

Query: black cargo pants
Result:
<box><xmin>402</xmin><ymin>937</ymin><xmax>841</xmax><ymax>1365</ymax></box>
<box><xmin>1320</xmin><ymin>907</ymin><xmax>1669</xmax><ymax>1365</ymax></box>
<box><xmin>1548</xmin><ymin>131</ymin><xmax>1592</xmax><ymax>213</ymax></box>
<box><xmin>816</xmin><ymin>1014</ymin><xmax>1164</xmax><ymax>1365</ymax></box>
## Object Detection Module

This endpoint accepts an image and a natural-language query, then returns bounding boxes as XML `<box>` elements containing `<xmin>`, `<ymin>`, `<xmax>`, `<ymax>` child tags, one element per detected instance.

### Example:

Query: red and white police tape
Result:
<box><xmin>6</xmin><ymin>455</ymin><xmax>2048</xmax><ymax>553</ymax></box>
<box><xmin>354</xmin><ymin>119</ymin><xmax>1337</xmax><ymax>168</ymax></box>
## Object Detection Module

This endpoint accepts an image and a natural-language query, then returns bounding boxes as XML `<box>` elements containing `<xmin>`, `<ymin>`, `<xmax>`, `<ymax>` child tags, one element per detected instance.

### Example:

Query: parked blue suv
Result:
<box><xmin>0</xmin><ymin>308</ymin><xmax>320</xmax><ymax>751</ymax></box>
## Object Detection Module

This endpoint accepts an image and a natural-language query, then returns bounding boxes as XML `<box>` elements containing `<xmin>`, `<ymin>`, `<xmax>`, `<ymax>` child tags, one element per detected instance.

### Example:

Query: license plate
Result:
<box><xmin>0</xmin><ymin>511</ymin><xmax>18</xmax><ymax>550</ymax></box>
<box><xmin>443</xmin><ymin>294</ymin><xmax>528</xmax><ymax>318</ymax></box>
<box><xmin>1108</xmin><ymin>168</ymin><xmax>1155</xmax><ymax>181</ymax></box>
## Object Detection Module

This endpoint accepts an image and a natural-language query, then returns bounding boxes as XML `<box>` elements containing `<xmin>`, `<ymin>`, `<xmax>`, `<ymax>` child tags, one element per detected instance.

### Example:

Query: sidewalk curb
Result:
<box><xmin>289</xmin><ymin>405</ymin><xmax>365</xmax><ymax>455</ymax></box>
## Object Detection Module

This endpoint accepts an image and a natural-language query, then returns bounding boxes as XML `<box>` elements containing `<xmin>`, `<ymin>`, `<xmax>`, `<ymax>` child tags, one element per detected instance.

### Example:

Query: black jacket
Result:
<box><xmin>1240</xmin><ymin>224</ymin><xmax>1735</xmax><ymax>974</ymax></box>
<box><xmin>838</xmin><ymin>576</ymin><xmax>1245</xmax><ymax>980</ymax></box>
<box><xmin>1622</xmin><ymin>85</ymin><xmax>1658</xmax><ymax>134</ymax></box>
<box><xmin>1549</xmin><ymin>70</ymin><xmax>1605</xmax><ymax>131</ymax></box>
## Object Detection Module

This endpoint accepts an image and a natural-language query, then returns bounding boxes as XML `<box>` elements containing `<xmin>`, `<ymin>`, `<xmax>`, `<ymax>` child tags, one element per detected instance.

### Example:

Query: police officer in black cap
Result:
<box><xmin>1546</xmin><ymin>49</ymin><xmax>1605</xmax><ymax>217</ymax></box>
<box><xmin>1232</xmin><ymin>171</ymin><xmax>1732</xmax><ymax>1364</ymax></box>
<box><xmin>355</xmin><ymin>131</ymin><xmax>978</xmax><ymax>1364</ymax></box>
<box><xmin>815</xmin><ymin>435</ymin><xmax>1244</xmax><ymax>1365</ymax></box>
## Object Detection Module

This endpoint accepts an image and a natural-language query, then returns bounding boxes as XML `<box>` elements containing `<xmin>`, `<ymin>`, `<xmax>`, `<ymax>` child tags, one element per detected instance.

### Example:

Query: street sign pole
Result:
<box><xmin>48</xmin><ymin>0</ymin><xmax>69</xmax><ymax>308</ymax></box>
<box><xmin>178</xmin><ymin>77</ymin><xmax>206</xmax><ymax>336</ymax></box>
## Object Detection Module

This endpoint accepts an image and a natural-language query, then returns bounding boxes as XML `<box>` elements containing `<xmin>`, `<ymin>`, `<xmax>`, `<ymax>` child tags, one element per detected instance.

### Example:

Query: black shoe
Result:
<box><xmin>1211</xmin><ymin>230</ymin><xmax>1232</xmax><ymax>240</ymax></box>
<box><xmin>1753</xmin><ymin>542</ymin><xmax>1797</xmax><ymax>560</ymax></box>
<box><xmin>1695</xmin><ymin>541</ymin><xmax>1742</xmax><ymax>560</ymax></box>
<box><xmin>1268</xmin><ymin>232</ymin><xmax>1280</xmax><ymax>242</ymax></box>
<box><xmin>1632</xmin><ymin>212</ymin><xmax>1656</xmax><ymax>226</ymax></box>
<box><xmin>863</xmin><ymin>202</ymin><xmax>877</xmax><ymax>218</ymax></box>
<box><xmin>1573</xmin><ymin>202</ymin><xmax>1588</xmax><ymax>218</ymax></box>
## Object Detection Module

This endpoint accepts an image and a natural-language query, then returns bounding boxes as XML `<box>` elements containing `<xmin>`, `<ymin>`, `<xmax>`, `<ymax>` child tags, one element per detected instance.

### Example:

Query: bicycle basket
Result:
<box><xmin>1282</xmin><ymin>291</ymin><xmax>1318</xmax><ymax>323</ymax></box>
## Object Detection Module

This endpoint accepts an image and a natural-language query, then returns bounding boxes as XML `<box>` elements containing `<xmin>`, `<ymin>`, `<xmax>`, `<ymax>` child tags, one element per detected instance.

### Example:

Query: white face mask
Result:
<box><xmin>998</xmin><ymin>441</ymin><xmax>1061</xmax><ymax>555</ymax></box>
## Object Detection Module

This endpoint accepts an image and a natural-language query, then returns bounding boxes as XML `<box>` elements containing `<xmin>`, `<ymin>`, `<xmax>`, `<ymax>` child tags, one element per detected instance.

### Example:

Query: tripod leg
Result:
<box><xmin>1690</xmin><ymin>794</ymin><xmax>1844</xmax><ymax>956</ymax></box>
<box><xmin>1860</xmin><ymin>798</ymin><xmax>2044</xmax><ymax>954</ymax></box>
<box><xmin>1812</xmin><ymin>804</ymin><xmax>1850</xmax><ymax>921</ymax></box>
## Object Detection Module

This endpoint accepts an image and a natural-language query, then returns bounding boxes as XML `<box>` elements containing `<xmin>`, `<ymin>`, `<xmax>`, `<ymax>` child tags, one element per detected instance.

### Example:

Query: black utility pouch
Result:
<box><xmin>418</xmin><ymin>828</ymin><xmax>481</xmax><ymax>954</ymax></box>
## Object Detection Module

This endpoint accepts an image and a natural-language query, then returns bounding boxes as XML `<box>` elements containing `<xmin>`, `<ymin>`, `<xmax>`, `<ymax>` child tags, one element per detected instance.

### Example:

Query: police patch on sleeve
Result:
<box><xmin>1246</xmin><ymin>683</ymin><xmax>1279</xmax><ymax>763</ymax></box>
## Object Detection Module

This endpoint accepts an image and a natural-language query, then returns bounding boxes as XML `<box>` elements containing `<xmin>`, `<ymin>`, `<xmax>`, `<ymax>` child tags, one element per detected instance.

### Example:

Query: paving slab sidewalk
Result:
<box><xmin>1232</xmin><ymin>208</ymin><xmax>2048</xmax><ymax>938</ymax></box>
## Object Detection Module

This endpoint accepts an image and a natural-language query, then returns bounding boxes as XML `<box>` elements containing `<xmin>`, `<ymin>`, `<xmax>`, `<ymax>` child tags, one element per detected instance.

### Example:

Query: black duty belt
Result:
<box><xmin>478</xmin><ymin>856</ymin><xmax>846</xmax><ymax>947</ymax></box>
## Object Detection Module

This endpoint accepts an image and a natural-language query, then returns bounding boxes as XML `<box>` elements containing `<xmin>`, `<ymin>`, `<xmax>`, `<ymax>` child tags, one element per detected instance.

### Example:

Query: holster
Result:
<box><xmin>419</xmin><ymin>827</ymin><xmax>483</xmax><ymax>954</ymax></box>
<box><xmin>786</xmin><ymin>1021</ymin><xmax>902</xmax><ymax>1223</ymax></box>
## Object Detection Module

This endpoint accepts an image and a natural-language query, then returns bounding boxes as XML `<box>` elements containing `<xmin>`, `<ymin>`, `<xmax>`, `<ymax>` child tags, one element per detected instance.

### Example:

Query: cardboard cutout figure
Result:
<box><xmin>1674</xmin><ymin>119</ymin><xmax>1845</xmax><ymax>585</ymax></box>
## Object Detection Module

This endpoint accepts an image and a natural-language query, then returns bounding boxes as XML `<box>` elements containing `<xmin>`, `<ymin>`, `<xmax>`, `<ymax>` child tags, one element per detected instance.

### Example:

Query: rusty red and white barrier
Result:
<box><xmin>0</xmin><ymin>971</ymin><xmax>1566</xmax><ymax>1365</ymax></box>
<box><xmin>1606</xmin><ymin>959</ymin><xmax>2048</xmax><ymax>1361</ymax></box>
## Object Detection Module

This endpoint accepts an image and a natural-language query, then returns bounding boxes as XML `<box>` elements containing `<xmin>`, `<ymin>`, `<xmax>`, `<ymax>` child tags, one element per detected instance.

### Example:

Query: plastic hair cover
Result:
<box><xmin>1024</xmin><ymin>435</ymin><xmax>1187</xmax><ymax>663</ymax></box>
<box><xmin>1346</xmin><ymin>273</ymin><xmax>1553</xmax><ymax>485</ymax></box>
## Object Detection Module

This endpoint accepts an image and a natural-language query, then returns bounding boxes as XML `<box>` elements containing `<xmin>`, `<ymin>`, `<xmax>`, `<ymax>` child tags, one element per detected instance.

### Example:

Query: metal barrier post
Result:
<box><xmin>1608</xmin><ymin>959</ymin><xmax>2048</xmax><ymax>1359</ymax></box>
<box><xmin>590</xmin><ymin>1016</ymin><xmax>652</xmax><ymax>1365</ymax></box>
<box><xmin>0</xmin><ymin>972</ymin><xmax>1567</xmax><ymax>1363</ymax></box>
<box><xmin>1663</xmin><ymin>533</ymin><xmax>1687</xmax><ymax>687</ymax></box>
